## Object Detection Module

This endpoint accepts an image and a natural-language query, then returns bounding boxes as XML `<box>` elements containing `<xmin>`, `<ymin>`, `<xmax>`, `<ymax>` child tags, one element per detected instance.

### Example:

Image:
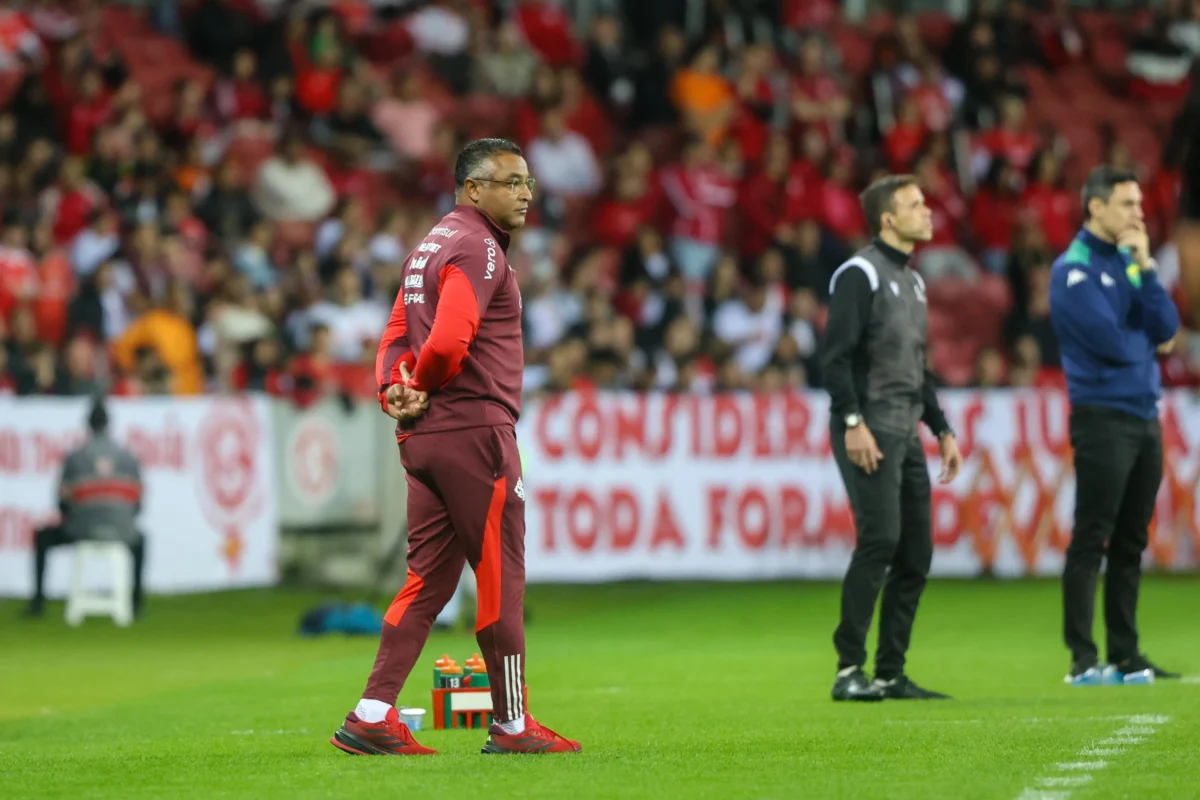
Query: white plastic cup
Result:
<box><xmin>399</xmin><ymin>707</ymin><xmax>426</xmax><ymax>731</ymax></box>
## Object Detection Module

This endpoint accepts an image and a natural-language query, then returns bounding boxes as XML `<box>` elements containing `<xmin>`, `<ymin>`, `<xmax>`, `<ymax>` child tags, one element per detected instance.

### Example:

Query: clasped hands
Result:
<box><xmin>383</xmin><ymin>363</ymin><xmax>430</xmax><ymax>422</ymax></box>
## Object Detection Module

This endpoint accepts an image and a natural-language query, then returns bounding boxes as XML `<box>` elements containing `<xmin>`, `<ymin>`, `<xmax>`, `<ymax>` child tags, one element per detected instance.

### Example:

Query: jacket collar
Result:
<box><xmin>456</xmin><ymin>204</ymin><xmax>512</xmax><ymax>252</ymax></box>
<box><xmin>1077</xmin><ymin>226</ymin><xmax>1118</xmax><ymax>257</ymax></box>
<box><xmin>872</xmin><ymin>237</ymin><xmax>912</xmax><ymax>267</ymax></box>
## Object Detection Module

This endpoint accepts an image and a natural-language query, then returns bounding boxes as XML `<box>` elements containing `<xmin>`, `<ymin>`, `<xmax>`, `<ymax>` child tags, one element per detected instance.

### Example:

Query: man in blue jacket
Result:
<box><xmin>1049</xmin><ymin>166</ymin><xmax>1182</xmax><ymax>686</ymax></box>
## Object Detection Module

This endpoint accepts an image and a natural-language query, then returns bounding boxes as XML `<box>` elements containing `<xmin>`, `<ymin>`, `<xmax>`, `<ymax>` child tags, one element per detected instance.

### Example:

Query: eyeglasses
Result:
<box><xmin>468</xmin><ymin>176</ymin><xmax>537</xmax><ymax>195</ymax></box>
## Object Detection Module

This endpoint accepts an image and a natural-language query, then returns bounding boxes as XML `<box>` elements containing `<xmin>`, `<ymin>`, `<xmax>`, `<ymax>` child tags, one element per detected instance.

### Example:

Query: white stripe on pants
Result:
<box><xmin>504</xmin><ymin>654</ymin><xmax>523</xmax><ymax>720</ymax></box>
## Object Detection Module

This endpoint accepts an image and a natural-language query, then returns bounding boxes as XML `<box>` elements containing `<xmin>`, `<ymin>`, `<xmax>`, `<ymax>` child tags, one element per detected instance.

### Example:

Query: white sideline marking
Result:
<box><xmin>883</xmin><ymin>715</ymin><xmax>1128</xmax><ymax>726</ymax></box>
<box><xmin>230</xmin><ymin>728</ymin><xmax>310</xmax><ymax>735</ymax></box>
<box><xmin>1013</xmin><ymin>715</ymin><xmax>1169</xmax><ymax>799</ymax></box>
<box><xmin>1126</xmin><ymin>715</ymin><xmax>1170</xmax><ymax>724</ymax></box>
<box><xmin>1080</xmin><ymin>747</ymin><xmax>1123</xmax><ymax>756</ymax></box>
<box><xmin>1181</xmin><ymin>676</ymin><xmax>1200</xmax><ymax>685</ymax></box>
<box><xmin>1037</xmin><ymin>777</ymin><xmax>1092</xmax><ymax>788</ymax></box>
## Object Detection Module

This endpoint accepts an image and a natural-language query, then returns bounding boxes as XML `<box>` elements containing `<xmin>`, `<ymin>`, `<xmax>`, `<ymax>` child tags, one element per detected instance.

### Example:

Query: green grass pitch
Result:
<box><xmin>1</xmin><ymin>578</ymin><xmax>1198</xmax><ymax>799</ymax></box>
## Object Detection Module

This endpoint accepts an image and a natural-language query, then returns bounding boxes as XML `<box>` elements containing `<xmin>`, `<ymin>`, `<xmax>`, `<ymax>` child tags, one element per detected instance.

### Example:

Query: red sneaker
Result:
<box><xmin>330</xmin><ymin>707</ymin><xmax>438</xmax><ymax>756</ymax></box>
<box><xmin>481</xmin><ymin>714</ymin><xmax>582</xmax><ymax>754</ymax></box>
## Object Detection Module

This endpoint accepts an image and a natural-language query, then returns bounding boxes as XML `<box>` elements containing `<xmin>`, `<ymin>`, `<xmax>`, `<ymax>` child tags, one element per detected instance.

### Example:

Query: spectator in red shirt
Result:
<box><xmin>906</xmin><ymin>59</ymin><xmax>955</xmax><ymax>133</ymax></box>
<box><xmin>971</xmin><ymin>158</ymin><xmax>1022</xmax><ymax>273</ymax></box>
<box><xmin>789</xmin><ymin>37</ymin><xmax>851</xmax><ymax>143</ymax></box>
<box><xmin>288</xmin><ymin>322</ymin><xmax>339</xmax><ymax>407</ymax></box>
<box><xmin>1039</xmin><ymin>0</ymin><xmax>1089</xmax><ymax>68</ymax></box>
<box><xmin>513</xmin><ymin>63</ymin><xmax>562</xmax><ymax>145</ymax></box>
<box><xmin>514</xmin><ymin>0</ymin><xmax>581</xmax><ymax>68</ymax></box>
<box><xmin>295</xmin><ymin>41</ymin><xmax>344</xmax><ymax>116</ymax></box>
<box><xmin>660</xmin><ymin>136</ymin><xmax>737</xmax><ymax>287</ymax></box>
<box><xmin>0</xmin><ymin>218</ymin><xmax>37</xmax><ymax>325</ymax></box>
<box><xmin>592</xmin><ymin>168</ymin><xmax>657</xmax><ymax>250</ymax></box>
<box><xmin>164</xmin><ymin>79</ymin><xmax>208</xmax><ymax>150</ymax></box>
<box><xmin>1144</xmin><ymin>164</ymin><xmax>1183</xmax><ymax>245</ymax></box>
<box><xmin>45</xmin><ymin>156</ymin><xmax>102</xmax><ymax>245</ymax></box>
<box><xmin>232</xmin><ymin>336</ymin><xmax>285</xmax><ymax>394</ymax></box>
<box><xmin>560</xmin><ymin>67</ymin><xmax>612</xmax><ymax>157</ymax></box>
<box><xmin>784</xmin><ymin>0</ymin><xmax>840</xmax><ymax>30</ymax></box>
<box><xmin>30</xmin><ymin>221</ymin><xmax>73</xmax><ymax>345</ymax></box>
<box><xmin>884</xmin><ymin>95</ymin><xmax>928</xmax><ymax>172</ymax></box>
<box><xmin>65</xmin><ymin>68</ymin><xmax>109</xmax><ymax>154</ymax></box>
<box><xmin>738</xmin><ymin>134</ymin><xmax>794</xmax><ymax>258</ymax></box>
<box><xmin>1020</xmin><ymin>149</ymin><xmax>1076</xmax><ymax>252</ymax></box>
<box><xmin>215</xmin><ymin>47</ymin><xmax>269</xmax><ymax>125</ymax></box>
<box><xmin>817</xmin><ymin>148</ymin><xmax>866</xmax><ymax>248</ymax></box>
<box><xmin>914</xmin><ymin>150</ymin><xmax>967</xmax><ymax>249</ymax></box>
<box><xmin>0</xmin><ymin>345</ymin><xmax>13</xmax><ymax>396</ymax></box>
<box><xmin>974</xmin><ymin>94</ymin><xmax>1040</xmax><ymax>178</ymax></box>
<box><xmin>783</xmin><ymin>128</ymin><xmax>827</xmax><ymax>223</ymax></box>
<box><xmin>728</xmin><ymin>43</ymin><xmax>778</xmax><ymax>165</ymax></box>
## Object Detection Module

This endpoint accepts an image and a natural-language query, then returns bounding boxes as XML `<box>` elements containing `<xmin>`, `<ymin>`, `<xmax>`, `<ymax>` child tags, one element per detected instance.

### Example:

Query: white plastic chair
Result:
<box><xmin>64</xmin><ymin>541</ymin><xmax>134</xmax><ymax>627</ymax></box>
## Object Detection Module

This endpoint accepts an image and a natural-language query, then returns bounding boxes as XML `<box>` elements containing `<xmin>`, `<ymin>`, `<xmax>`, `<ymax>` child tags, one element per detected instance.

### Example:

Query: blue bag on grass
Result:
<box><xmin>298</xmin><ymin>602</ymin><xmax>384</xmax><ymax>636</ymax></box>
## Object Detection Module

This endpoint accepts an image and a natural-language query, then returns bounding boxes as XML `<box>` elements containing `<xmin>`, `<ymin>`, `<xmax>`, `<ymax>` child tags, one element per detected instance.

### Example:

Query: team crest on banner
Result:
<box><xmin>194</xmin><ymin>399</ymin><xmax>266</xmax><ymax>572</ymax></box>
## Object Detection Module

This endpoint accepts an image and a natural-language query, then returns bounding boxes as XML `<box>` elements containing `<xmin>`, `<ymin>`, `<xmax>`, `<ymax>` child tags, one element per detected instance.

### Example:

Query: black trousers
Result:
<box><xmin>32</xmin><ymin>526</ymin><xmax>146</xmax><ymax>612</ymax></box>
<box><xmin>832</xmin><ymin>427</ymin><xmax>933</xmax><ymax>678</ymax></box>
<box><xmin>1064</xmin><ymin>405</ymin><xmax>1162</xmax><ymax>666</ymax></box>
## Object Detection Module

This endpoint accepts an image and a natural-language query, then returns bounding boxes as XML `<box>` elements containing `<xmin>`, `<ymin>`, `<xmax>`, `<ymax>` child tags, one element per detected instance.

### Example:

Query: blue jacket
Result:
<box><xmin>1049</xmin><ymin>228</ymin><xmax>1179</xmax><ymax>419</ymax></box>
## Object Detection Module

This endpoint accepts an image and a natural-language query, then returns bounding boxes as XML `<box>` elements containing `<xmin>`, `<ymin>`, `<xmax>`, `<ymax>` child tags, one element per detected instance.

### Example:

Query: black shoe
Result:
<box><xmin>1118</xmin><ymin>654</ymin><xmax>1181</xmax><ymax>679</ymax></box>
<box><xmin>22</xmin><ymin>601</ymin><xmax>45</xmax><ymax>619</ymax></box>
<box><xmin>872</xmin><ymin>674</ymin><xmax>952</xmax><ymax>700</ymax></box>
<box><xmin>832</xmin><ymin>667</ymin><xmax>885</xmax><ymax>702</ymax></box>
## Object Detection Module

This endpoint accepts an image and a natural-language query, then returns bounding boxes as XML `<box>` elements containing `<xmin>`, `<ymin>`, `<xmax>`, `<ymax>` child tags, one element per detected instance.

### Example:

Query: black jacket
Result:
<box><xmin>820</xmin><ymin>239</ymin><xmax>950</xmax><ymax>438</ymax></box>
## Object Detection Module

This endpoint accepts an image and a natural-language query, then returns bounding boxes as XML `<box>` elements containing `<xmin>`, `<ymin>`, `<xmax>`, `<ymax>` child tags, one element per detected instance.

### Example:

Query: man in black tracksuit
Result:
<box><xmin>820</xmin><ymin>175</ymin><xmax>963</xmax><ymax>702</ymax></box>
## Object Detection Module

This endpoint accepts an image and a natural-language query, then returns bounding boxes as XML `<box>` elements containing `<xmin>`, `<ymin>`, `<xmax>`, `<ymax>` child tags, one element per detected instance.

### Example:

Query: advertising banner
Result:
<box><xmin>516</xmin><ymin>390</ymin><xmax>1200</xmax><ymax>582</ymax></box>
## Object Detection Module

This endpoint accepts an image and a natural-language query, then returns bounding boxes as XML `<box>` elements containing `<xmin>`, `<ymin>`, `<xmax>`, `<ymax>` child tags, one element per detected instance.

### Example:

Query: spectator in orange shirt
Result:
<box><xmin>111</xmin><ymin>280</ymin><xmax>204</xmax><ymax>394</ymax></box>
<box><xmin>671</xmin><ymin>44</ymin><xmax>735</xmax><ymax>148</ymax></box>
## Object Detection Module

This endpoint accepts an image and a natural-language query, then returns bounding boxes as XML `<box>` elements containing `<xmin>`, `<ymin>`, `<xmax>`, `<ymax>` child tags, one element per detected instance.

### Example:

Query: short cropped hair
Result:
<box><xmin>454</xmin><ymin>138</ymin><xmax>524</xmax><ymax>191</ymax></box>
<box><xmin>859</xmin><ymin>174</ymin><xmax>918</xmax><ymax>236</ymax></box>
<box><xmin>1081</xmin><ymin>166</ymin><xmax>1139</xmax><ymax>218</ymax></box>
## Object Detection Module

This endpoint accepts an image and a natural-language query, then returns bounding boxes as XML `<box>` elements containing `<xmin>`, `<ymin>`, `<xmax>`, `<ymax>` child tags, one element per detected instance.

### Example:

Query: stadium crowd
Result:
<box><xmin>1</xmin><ymin>0</ymin><xmax>1199</xmax><ymax>403</ymax></box>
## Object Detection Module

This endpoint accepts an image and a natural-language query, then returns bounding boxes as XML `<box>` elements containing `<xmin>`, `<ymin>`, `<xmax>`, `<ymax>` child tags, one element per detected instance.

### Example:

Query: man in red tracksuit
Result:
<box><xmin>330</xmin><ymin>139</ymin><xmax>581</xmax><ymax>756</ymax></box>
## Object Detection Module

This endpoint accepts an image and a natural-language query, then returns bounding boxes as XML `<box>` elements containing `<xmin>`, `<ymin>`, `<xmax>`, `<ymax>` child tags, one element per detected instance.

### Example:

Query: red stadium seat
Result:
<box><xmin>829</xmin><ymin>25</ymin><xmax>874</xmax><ymax>78</ymax></box>
<box><xmin>1077</xmin><ymin>9</ymin><xmax>1118</xmax><ymax>39</ymax></box>
<box><xmin>925</xmin><ymin>276</ymin><xmax>973</xmax><ymax>310</ymax></box>
<box><xmin>1091</xmin><ymin>35</ymin><xmax>1129</xmax><ymax>81</ymax></box>
<box><xmin>0</xmin><ymin>71</ymin><xmax>21</xmax><ymax>107</ymax></box>
<box><xmin>975</xmin><ymin>273</ymin><xmax>1013</xmax><ymax>317</ymax></box>
<box><xmin>1116</xmin><ymin>122</ymin><xmax>1164</xmax><ymax>173</ymax></box>
<box><xmin>927</xmin><ymin>306</ymin><xmax>956</xmax><ymax>342</ymax></box>
<box><xmin>916</xmin><ymin>12</ymin><xmax>955</xmax><ymax>52</ymax></box>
